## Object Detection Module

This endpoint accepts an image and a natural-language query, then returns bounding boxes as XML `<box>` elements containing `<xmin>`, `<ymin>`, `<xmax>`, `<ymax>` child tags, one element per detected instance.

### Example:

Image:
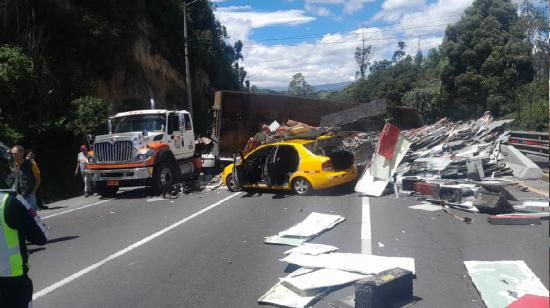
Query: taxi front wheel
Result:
<box><xmin>292</xmin><ymin>177</ymin><xmax>312</xmax><ymax>196</ymax></box>
<box><xmin>227</xmin><ymin>174</ymin><xmax>240</xmax><ymax>192</ymax></box>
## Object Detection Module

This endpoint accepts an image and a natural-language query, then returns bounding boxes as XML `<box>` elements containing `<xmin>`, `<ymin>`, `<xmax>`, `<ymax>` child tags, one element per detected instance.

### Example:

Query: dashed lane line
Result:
<box><xmin>361</xmin><ymin>196</ymin><xmax>372</xmax><ymax>255</ymax></box>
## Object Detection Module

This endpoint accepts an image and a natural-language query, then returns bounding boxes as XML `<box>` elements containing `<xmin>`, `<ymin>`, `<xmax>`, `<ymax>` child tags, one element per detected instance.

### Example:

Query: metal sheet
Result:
<box><xmin>281</xmin><ymin>252</ymin><xmax>415</xmax><ymax>274</ymax></box>
<box><xmin>258</xmin><ymin>268</ymin><xmax>325</xmax><ymax>308</ymax></box>
<box><xmin>284</xmin><ymin>243</ymin><xmax>339</xmax><ymax>255</ymax></box>
<box><xmin>265</xmin><ymin>212</ymin><xmax>345</xmax><ymax>246</ymax></box>
<box><xmin>355</xmin><ymin>135</ymin><xmax>412</xmax><ymax>196</ymax></box>
<box><xmin>464</xmin><ymin>260</ymin><xmax>549</xmax><ymax>308</ymax></box>
<box><xmin>282</xmin><ymin>268</ymin><xmax>369</xmax><ymax>290</ymax></box>
<box><xmin>408</xmin><ymin>202</ymin><xmax>443</xmax><ymax>212</ymax></box>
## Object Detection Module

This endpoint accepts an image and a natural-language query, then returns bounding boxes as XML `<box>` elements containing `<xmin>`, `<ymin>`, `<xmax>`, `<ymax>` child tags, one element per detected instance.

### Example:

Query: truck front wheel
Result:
<box><xmin>152</xmin><ymin>161</ymin><xmax>178</xmax><ymax>195</ymax></box>
<box><xmin>95</xmin><ymin>181</ymin><xmax>119</xmax><ymax>197</ymax></box>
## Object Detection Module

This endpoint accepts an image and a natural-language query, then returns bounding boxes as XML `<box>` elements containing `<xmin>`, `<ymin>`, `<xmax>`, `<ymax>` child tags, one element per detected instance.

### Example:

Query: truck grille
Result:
<box><xmin>94</xmin><ymin>141</ymin><xmax>133</xmax><ymax>163</ymax></box>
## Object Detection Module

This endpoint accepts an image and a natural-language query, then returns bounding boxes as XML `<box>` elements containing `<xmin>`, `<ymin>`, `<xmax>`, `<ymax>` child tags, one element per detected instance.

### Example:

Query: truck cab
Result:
<box><xmin>87</xmin><ymin>109</ymin><xmax>199</xmax><ymax>196</ymax></box>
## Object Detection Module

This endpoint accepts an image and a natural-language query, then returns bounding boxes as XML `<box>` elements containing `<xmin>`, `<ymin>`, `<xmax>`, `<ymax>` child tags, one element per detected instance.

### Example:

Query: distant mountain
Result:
<box><xmin>262</xmin><ymin>81</ymin><xmax>353</xmax><ymax>93</ymax></box>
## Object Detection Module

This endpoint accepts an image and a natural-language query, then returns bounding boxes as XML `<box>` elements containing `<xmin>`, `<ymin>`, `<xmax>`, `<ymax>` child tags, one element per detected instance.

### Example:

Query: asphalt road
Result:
<box><xmin>28</xmin><ymin>184</ymin><xmax>548</xmax><ymax>308</ymax></box>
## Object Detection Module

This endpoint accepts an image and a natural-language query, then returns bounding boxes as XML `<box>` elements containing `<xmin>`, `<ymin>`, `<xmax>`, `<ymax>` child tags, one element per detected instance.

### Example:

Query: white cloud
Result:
<box><xmin>214</xmin><ymin>0</ymin><xmax>477</xmax><ymax>88</ymax></box>
<box><xmin>303</xmin><ymin>0</ymin><xmax>374</xmax><ymax>16</ymax></box>
<box><xmin>381</xmin><ymin>0</ymin><xmax>425</xmax><ymax>11</ymax></box>
<box><xmin>215</xmin><ymin>7</ymin><xmax>315</xmax><ymax>42</ymax></box>
<box><xmin>241</xmin><ymin>28</ymin><xmax>431</xmax><ymax>88</ymax></box>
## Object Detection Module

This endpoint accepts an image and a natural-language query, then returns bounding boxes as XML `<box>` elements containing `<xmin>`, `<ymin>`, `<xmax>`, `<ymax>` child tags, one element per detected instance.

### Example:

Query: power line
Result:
<box><xmin>252</xmin><ymin>13</ymin><xmax>463</xmax><ymax>43</ymax></box>
<box><xmin>240</xmin><ymin>31</ymin><xmax>446</xmax><ymax>65</ymax></box>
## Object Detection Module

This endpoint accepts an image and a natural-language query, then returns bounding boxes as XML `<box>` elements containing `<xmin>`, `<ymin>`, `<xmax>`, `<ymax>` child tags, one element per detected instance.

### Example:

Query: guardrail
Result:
<box><xmin>509</xmin><ymin>131</ymin><xmax>549</xmax><ymax>158</ymax></box>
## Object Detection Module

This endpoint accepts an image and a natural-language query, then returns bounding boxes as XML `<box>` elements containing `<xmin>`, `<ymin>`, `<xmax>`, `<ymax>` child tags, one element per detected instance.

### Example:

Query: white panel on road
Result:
<box><xmin>265</xmin><ymin>212</ymin><xmax>345</xmax><ymax>246</ymax></box>
<box><xmin>464</xmin><ymin>260</ymin><xmax>549</xmax><ymax>308</ymax></box>
<box><xmin>284</xmin><ymin>243</ymin><xmax>339</xmax><ymax>256</ymax></box>
<box><xmin>258</xmin><ymin>268</ymin><xmax>324</xmax><ymax>308</ymax></box>
<box><xmin>281</xmin><ymin>268</ymin><xmax>369</xmax><ymax>291</ymax></box>
<box><xmin>408</xmin><ymin>202</ymin><xmax>444</xmax><ymax>212</ymax></box>
<box><xmin>281</xmin><ymin>252</ymin><xmax>415</xmax><ymax>274</ymax></box>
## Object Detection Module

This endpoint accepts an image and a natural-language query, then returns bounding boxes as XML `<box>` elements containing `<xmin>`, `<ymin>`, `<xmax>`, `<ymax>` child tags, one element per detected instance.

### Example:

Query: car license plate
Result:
<box><xmin>107</xmin><ymin>180</ymin><xmax>119</xmax><ymax>187</ymax></box>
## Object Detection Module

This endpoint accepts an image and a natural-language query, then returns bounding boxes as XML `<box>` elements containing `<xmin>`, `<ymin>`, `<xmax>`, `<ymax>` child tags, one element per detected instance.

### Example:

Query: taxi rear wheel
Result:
<box><xmin>292</xmin><ymin>177</ymin><xmax>312</xmax><ymax>196</ymax></box>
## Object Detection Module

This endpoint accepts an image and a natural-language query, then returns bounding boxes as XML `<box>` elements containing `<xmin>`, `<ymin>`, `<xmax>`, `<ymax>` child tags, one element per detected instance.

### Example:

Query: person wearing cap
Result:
<box><xmin>0</xmin><ymin>142</ymin><xmax>48</xmax><ymax>307</ymax></box>
<box><xmin>74</xmin><ymin>145</ymin><xmax>92</xmax><ymax>197</ymax></box>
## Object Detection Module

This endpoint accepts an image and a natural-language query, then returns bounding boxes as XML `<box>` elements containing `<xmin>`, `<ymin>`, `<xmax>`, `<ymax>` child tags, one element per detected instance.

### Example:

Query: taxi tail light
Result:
<box><xmin>322</xmin><ymin>160</ymin><xmax>334</xmax><ymax>171</ymax></box>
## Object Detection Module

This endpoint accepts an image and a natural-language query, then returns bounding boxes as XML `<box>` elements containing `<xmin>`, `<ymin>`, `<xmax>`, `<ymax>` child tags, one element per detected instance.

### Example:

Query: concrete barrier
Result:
<box><xmin>501</xmin><ymin>145</ymin><xmax>544</xmax><ymax>180</ymax></box>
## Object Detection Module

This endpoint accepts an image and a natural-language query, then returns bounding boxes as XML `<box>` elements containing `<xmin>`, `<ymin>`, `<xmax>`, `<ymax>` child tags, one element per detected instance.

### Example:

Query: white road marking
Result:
<box><xmin>360</xmin><ymin>196</ymin><xmax>372</xmax><ymax>255</ymax></box>
<box><xmin>33</xmin><ymin>192</ymin><xmax>241</xmax><ymax>301</ymax></box>
<box><xmin>41</xmin><ymin>199</ymin><xmax>113</xmax><ymax>220</ymax></box>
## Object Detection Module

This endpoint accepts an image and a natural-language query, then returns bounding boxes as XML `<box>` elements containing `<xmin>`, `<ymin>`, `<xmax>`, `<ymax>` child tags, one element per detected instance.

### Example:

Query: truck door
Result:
<box><xmin>180</xmin><ymin>112</ymin><xmax>195</xmax><ymax>157</ymax></box>
<box><xmin>167</xmin><ymin>112</ymin><xmax>185</xmax><ymax>160</ymax></box>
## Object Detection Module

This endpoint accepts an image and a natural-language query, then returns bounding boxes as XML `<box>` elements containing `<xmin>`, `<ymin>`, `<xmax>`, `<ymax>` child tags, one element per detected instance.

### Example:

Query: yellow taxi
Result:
<box><xmin>222</xmin><ymin>136</ymin><xmax>358</xmax><ymax>195</ymax></box>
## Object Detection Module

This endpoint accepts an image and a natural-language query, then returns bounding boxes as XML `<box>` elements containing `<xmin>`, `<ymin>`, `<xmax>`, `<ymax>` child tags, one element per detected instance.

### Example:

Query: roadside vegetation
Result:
<box><xmin>0</xmin><ymin>0</ymin><xmax>247</xmax><ymax>201</ymax></box>
<box><xmin>327</xmin><ymin>0</ymin><xmax>548</xmax><ymax>130</ymax></box>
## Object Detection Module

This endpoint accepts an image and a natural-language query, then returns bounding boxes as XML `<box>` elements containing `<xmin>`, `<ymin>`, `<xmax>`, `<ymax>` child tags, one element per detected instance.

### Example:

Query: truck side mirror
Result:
<box><xmin>86</xmin><ymin>134</ymin><xmax>94</xmax><ymax>145</ymax></box>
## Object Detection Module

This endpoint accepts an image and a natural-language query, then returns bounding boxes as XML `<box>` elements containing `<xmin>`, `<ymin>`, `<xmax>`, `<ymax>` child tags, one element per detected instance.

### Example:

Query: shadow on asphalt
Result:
<box><xmin>41</xmin><ymin>206</ymin><xmax>66</xmax><ymax>210</ymax></box>
<box><xmin>28</xmin><ymin>247</ymin><xmax>46</xmax><ymax>254</ymax></box>
<box><xmin>47</xmin><ymin>236</ymin><xmax>80</xmax><ymax>244</ymax></box>
<box><xmin>239</xmin><ymin>184</ymin><xmax>356</xmax><ymax>199</ymax></box>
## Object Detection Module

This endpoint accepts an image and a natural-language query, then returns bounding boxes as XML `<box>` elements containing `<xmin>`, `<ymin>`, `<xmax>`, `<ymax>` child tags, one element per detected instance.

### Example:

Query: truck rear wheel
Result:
<box><xmin>95</xmin><ymin>181</ymin><xmax>119</xmax><ymax>197</ymax></box>
<box><xmin>152</xmin><ymin>161</ymin><xmax>178</xmax><ymax>195</ymax></box>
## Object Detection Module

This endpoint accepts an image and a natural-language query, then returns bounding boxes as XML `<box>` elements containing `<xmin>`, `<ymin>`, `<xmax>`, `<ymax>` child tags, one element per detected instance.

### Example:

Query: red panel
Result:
<box><xmin>377</xmin><ymin>123</ymin><xmax>401</xmax><ymax>160</ymax></box>
<box><xmin>507</xmin><ymin>295</ymin><xmax>549</xmax><ymax>308</ymax></box>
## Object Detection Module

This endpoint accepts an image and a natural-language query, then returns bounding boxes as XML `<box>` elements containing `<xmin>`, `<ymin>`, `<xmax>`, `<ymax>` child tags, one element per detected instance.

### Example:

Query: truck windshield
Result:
<box><xmin>111</xmin><ymin>114</ymin><xmax>166</xmax><ymax>133</ymax></box>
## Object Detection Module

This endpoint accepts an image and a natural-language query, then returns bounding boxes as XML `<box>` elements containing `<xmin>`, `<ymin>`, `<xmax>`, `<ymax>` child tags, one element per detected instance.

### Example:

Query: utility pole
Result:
<box><xmin>182</xmin><ymin>0</ymin><xmax>198</xmax><ymax>118</ymax></box>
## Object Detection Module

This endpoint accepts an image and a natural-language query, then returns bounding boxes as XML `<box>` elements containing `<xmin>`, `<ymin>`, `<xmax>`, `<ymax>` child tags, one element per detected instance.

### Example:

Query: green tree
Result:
<box><xmin>67</xmin><ymin>96</ymin><xmax>111</xmax><ymax>139</ymax></box>
<box><xmin>440</xmin><ymin>0</ymin><xmax>534</xmax><ymax>119</ymax></box>
<box><xmin>355</xmin><ymin>43</ymin><xmax>372</xmax><ymax>80</ymax></box>
<box><xmin>288</xmin><ymin>73</ymin><xmax>316</xmax><ymax>97</ymax></box>
<box><xmin>402</xmin><ymin>79</ymin><xmax>442</xmax><ymax>122</ymax></box>
<box><xmin>392</xmin><ymin>41</ymin><xmax>407</xmax><ymax>62</ymax></box>
<box><xmin>0</xmin><ymin>45</ymin><xmax>37</xmax><ymax>144</ymax></box>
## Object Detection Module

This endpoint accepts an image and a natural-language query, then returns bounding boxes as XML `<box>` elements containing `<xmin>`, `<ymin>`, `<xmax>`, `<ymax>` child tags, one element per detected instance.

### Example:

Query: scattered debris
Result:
<box><xmin>282</xmin><ymin>268</ymin><xmax>369</xmax><ymax>291</ymax></box>
<box><xmin>284</xmin><ymin>243</ymin><xmax>339</xmax><ymax>256</ymax></box>
<box><xmin>443</xmin><ymin>208</ymin><xmax>472</xmax><ymax>224</ymax></box>
<box><xmin>281</xmin><ymin>252</ymin><xmax>415</xmax><ymax>275</ymax></box>
<box><xmin>146</xmin><ymin>197</ymin><xmax>165</xmax><ymax>202</ymax></box>
<box><xmin>408</xmin><ymin>202</ymin><xmax>443</xmax><ymax>212</ymax></box>
<box><xmin>474</xmin><ymin>188</ymin><xmax>515</xmax><ymax>215</ymax></box>
<box><xmin>464</xmin><ymin>260</ymin><xmax>549</xmax><ymax>308</ymax></box>
<box><xmin>507</xmin><ymin>294</ymin><xmax>549</xmax><ymax>308</ymax></box>
<box><xmin>258</xmin><ymin>268</ymin><xmax>326</xmax><ymax>308</ymax></box>
<box><xmin>355</xmin><ymin>124</ymin><xmax>412</xmax><ymax>196</ymax></box>
<box><xmin>265</xmin><ymin>212</ymin><xmax>345</xmax><ymax>246</ymax></box>
<box><xmin>487</xmin><ymin>215</ymin><xmax>542</xmax><ymax>225</ymax></box>
<box><xmin>355</xmin><ymin>268</ymin><xmax>414</xmax><ymax>308</ymax></box>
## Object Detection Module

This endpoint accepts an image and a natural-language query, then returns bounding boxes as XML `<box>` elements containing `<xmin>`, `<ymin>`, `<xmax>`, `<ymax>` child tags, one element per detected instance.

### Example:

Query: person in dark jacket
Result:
<box><xmin>11</xmin><ymin>145</ymin><xmax>41</xmax><ymax>210</ymax></box>
<box><xmin>0</xmin><ymin>142</ymin><xmax>48</xmax><ymax>307</ymax></box>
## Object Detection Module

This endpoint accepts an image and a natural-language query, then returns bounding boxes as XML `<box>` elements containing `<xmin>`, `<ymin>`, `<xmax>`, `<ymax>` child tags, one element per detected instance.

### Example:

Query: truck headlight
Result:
<box><xmin>135</xmin><ymin>149</ymin><xmax>154</xmax><ymax>161</ymax></box>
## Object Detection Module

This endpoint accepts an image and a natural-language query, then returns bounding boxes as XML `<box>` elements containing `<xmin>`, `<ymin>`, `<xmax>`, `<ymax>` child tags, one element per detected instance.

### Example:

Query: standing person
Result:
<box><xmin>26</xmin><ymin>151</ymin><xmax>48</xmax><ymax>210</ymax></box>
<box><xmin>75</xmin><ymin>145</ymin><xmax>92</xmax><ymax>197</ymax></box>
<box><xmin>11</xmin><ymin>145</ymin><xmax>41</xmax><ymax>211</ymax></box>
<box><xmin>0</xmin><ymin>142</ymin><xmax>48</xmax><ymax>308</ymax></box>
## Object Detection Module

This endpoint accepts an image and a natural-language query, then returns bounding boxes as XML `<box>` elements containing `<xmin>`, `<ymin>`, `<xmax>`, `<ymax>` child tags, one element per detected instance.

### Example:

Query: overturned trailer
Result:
<box><xmin>210</xmin><ymin>91</ymin><xmax>423</xmax><ymax>162</ymax></box>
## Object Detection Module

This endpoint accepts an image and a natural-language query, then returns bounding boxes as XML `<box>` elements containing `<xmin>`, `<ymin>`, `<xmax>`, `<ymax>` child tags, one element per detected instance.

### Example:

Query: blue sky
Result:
<box><xmin>211</xmin><ymin>0</ymin><xmax>533</xmax><ymax>88</ymax></box>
